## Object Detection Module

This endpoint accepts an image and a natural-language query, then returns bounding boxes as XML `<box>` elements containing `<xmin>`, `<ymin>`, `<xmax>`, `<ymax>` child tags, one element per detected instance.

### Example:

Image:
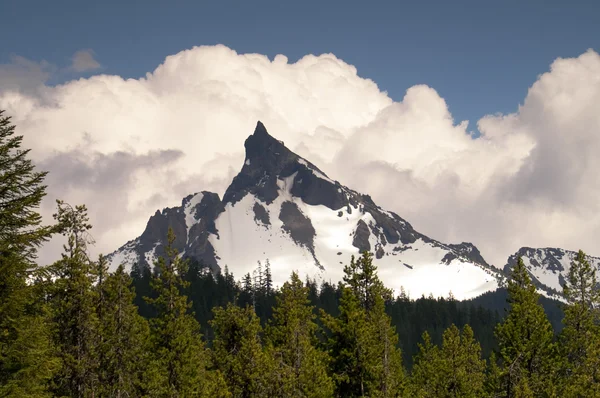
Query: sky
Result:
<box><xmin>0</xmin><ymin>0</ymin><xmax>599</xmax><ymax>267</ymax></box>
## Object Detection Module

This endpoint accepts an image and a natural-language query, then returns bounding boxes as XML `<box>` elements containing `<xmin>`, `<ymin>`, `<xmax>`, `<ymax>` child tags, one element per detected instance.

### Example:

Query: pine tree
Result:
<box><xmin>144</xmin><ymin>227</ymin><xmax>216</xmax><ymax>397</ymax></box>
<box><xmin>410</xmin><ymin>331</ymin><xmax>440</xmax><ymax>397</ymax></box>
<box><xmin>263</xmin><ymin>259</ymin><xmax>273</xmax><ymax>296</ymax></box>
<box><xmin>96</xmin><ymin>260</ymin><xmax>151</xmax><ymax>397</ymax></box>
<box><xmin>559</xmin><ymin>250</ymin><xmax>600</xmax><ymax>396</ymax></box>
<box><xmin>254</xmin><ymin>260</ymin><xmax>263</xmax><ymax>295</ymax></box>
<box><xmin>210</xmin><ymin>303</ymin><xmax>272</xmax><ymax>397</ymax></box>
<box><xmin>494</xmin><ymin>257</ymin><xmax>557</xmax><ymax>397</ymax></box>
<box><xmin>266</xmin><ymin>271</ymin><xmax>334</xmax><ymax>397</ymax></box>
<box><xmin>322</xmin><ymin>252</ymin><xmax>404</xmax><ymax>397</ymax></box>
<box><xmin>239</xmin><ymin>272</ymin><xmax>254</xmax><ymax>308</ymax></box>
<box><xmin>130</xmin><ymin>261</ymin><xmax>156</xmax><ymax>318</ymax></box>
<box><xmin>49</xmin><ymin>201</ymin><xmax>100</xmax><ymax>397</ymax></box>
<box><xmin>411</xmin><ymin>324</ymin><xmax>486</xmax><ymax>397</ymax></box>
<box><xmin>0</xmin><ymin>110</ymin><xmax>58</xmax><ymax>396</ymax></box>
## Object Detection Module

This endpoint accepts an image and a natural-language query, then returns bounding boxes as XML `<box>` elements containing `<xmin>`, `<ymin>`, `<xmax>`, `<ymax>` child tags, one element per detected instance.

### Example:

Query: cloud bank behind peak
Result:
<box><xmin>1</xmin><ymin>45</ymin><xmax>599</xmax><ymax>267</ymax></box>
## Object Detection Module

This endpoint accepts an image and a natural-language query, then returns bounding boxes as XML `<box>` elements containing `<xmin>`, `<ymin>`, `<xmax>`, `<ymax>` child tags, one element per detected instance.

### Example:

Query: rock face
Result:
<box><xmin>108</xmin><ymin>121</ymin><xmax>506</xmax><ymax>300</ymax></box>
<box><xmin>108</xmin><ymin>191</ymin><xmax>225</xmax><ymax>272</ymax></box>
<box><xmin>503</xmin><ymin>247</ymin><xmax>600</xmax><ymax>296</ymax></box>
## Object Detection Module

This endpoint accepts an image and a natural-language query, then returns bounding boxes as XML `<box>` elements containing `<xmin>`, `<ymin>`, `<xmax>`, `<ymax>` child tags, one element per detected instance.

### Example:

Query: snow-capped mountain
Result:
<box><xmin>503</xmin><ymin>247</ymin><xmax>600</xmax><ymax>296</ymax></box>
<box><xmin>108</xmin><ymin>121</ymin><xmax>504</xmax><ymax>300</ymax></box>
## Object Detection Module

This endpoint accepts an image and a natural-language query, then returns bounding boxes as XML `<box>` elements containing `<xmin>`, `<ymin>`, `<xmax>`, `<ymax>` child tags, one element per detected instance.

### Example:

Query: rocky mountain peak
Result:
<box><xmin>223</xmin><ymin>121</ymin><xmax>347</xmax><ymax>209</ymax></box>
<box><xmin>243</xmin><ymin>121</ymin><xmax>297</xmax><ymax>174</ymax></box>
<box><xmin>108</xmin><ymin>121</ymin><xmax>509</xmax><ymax>300</ymax></box>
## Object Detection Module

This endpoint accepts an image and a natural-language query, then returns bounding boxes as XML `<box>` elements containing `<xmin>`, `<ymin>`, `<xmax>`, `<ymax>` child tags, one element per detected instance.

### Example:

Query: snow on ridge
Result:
<box><xmin>144</xmin><ymin>241</ymin><xmax>161</xmax><ymax>267</ymax></box>
<box><xmin>297</xmin><ymin>158</ymin><xmax>335</xmax><ymax>184</ymax></box>
<box><xmin>210</xmin><ymin>185</ymin><xmax>498</xmax><ymax>300</ymax></box>
<box><xmin>276</xmin><ymin>172</ymin><xmax>298</xmax><ymax>197</ymax></box>
<box><xmin>184</xmin><ymin>193</ymin><xmax>204</xmax><ymax>243</ymax></box>
<box><xmin>107</xmin><ymin>239</ymin><xmax>139</xmax><ymax>272</ymax></box>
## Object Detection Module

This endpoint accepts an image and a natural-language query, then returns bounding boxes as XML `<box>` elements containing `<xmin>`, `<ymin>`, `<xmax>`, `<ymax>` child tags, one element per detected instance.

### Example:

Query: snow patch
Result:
<box><xmin>276</xmin><ymin>172</ymin><xmax>298</xmax><ymax>196</ymax></box>
<box><xmin>297</xmin><ymin>158</ymin><xmax>335</xmax><ymax>184</ymax></box>
<box><xmin>107</xmin><ymin>240</ymin><xmax>139</xmax><ymax>272</ymax></box>
<box><xmin>144</xmin><ymin>241</ymin><xmax>161</xmax><ymax>266</ymax></box>
<box><xmin>184</xmin><ymin>193</ymin><xmax>204</xmax><ymax>243</ymax></box>
<box><xmin>210</xmin><ymin>187</ymin><xmax>497</xmax><ymax>300</ymax></box>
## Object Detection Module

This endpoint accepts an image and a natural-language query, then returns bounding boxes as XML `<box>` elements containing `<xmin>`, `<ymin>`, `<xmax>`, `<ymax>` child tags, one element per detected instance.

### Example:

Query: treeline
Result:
<box><xmin>130</xmin><ymin>257</ymin><xmax>502</xmax><ymax>368</ymax></box>
<box><xmin>2</xmin><ymin>110</ymin><xmax>600</xmax><ymax>397</ymax></box>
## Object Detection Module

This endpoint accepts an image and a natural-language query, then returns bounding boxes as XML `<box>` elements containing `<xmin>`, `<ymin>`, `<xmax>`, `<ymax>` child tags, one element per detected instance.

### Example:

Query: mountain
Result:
<box><xmin>503</xmin><ymin>247</ymin><xmax>600</xmax><ymax>298</ymax></box>
<box><xmin>108</xmin><ymin>121</ymin><xmax>504</xmax><ymax>300</ymax></box>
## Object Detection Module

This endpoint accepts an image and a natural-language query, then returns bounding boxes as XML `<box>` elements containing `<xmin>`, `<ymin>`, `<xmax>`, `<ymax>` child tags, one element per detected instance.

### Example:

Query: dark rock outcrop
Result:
<box><xmin>252</xmin><ymin>202</ymin><xmax>270</xmax><ymax>226</ymax></box>
<box><xmin>279</xmin><ymin>201</ymin><xmax>316</xmax><ymax>252</ymax></box>
<box><xmin>352</xmin><ymin>220</ymin><xmax>371</xmax><ymax>253</ymax></box>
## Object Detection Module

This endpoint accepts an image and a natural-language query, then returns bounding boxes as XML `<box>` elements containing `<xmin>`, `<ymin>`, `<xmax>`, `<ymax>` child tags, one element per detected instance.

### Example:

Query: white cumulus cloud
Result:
<box><xmin>1</xmin><ymin>44</ymin><xmax>599</xmax><ymax>268</ymax></box>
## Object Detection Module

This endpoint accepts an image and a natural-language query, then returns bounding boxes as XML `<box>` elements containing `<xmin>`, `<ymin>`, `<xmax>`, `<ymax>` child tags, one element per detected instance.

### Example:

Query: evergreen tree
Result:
<box><xmin>493</xmin><ymin>257</ymin><xmax>557</xmax><ymax>397</ymax></box>
<box><xmin>49</xmin><ymin>201</ymin><xmax>100</xmax><ymax>397</ymax></box>
<box><xmin>411</xmin><ymin>324</ymin><xmax>486</xmax><ymax>397</ymax></box>
<box><xmin>410</xmin><ymin>331</ymin><xmax>439</xmax><ymax>397</ymax></box>
<box><xmin>211</xmin><ymin>303</ymin><xmax>272</xmax><ymax>397</ymax></box>
<box><xmin>144</xmin><ymin>227</ymin><xmax>217</xmax><ymax>397</ymax></box>
<box><xmin>322</xmin><ymin>252</ymin><xmax>404</xmax><ymax>397</ymax></box>
<box><xmin>559</xmin><ymin>249</ymin><xmax>600</xmax><ymax>396</ymax></box>
<box><xmin>0</xmin><ymin>110</ymin><xmax>58</xmax><ymax>396</ymax></box>
<box><xmin>130</xmin><ymin>261</ymin><xmax>156</xmax><ymax>318</ymax></box>
<box><xmin>266</xmin><ymin>272</ymin><xmax>334</xmax><ymax>397</ymax></box>
<box><xmin>263</xmin><ymin>259</ymin><xmax>273</xmax><ymax>295</ymax></box>
<box><xmin>96</xmin><ymin>260</ymin><xmax>151</xmax><ymax>397</ymax></box>
<box><xmin>239</xmin><ymin>272</ymin><xmax>254</xmax><ymax>308</ymax></box>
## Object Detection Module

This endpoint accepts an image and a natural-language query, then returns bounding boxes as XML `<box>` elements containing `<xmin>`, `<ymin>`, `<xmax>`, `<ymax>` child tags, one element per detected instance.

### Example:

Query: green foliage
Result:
<box><xmin>0</xmin><ymin>110</ymin><xmax>58</xmax><ymax>396</ymax></box>
<box><xmin>0</xmin><ymin>110</ymin><xmax>53</xmax><ymax>259</ymax></box>
<box><xmin>493</xmin><ymin>257</ymin><xmax>558</xmax><ymax>397</ymax></box>
<box><xmin>210</xmin><ymin>303</ymin><xmax>272</xmax><ymax>397</ymax></box>
<box><xmin>558</xmin><ymin>250</ymin><xmax>600</xmax><ymax>397</ymax></box>
<box><xmin>266</xmin><ymin>272</ymin><xmax>334</xmax><ymax>397</ymax></box>
<box><xmin>96</xmin><ymin>260</ymin><xmax>151</xmax><ymax>397</ymax></box>
<box><xmin>48</xmin><ymin>201</ymin><xmax>100</xmax><ymax>397</ymax></box>
<box><xmin>410</xmin><ymin>324</ymin><xmax>486</xmax><ymax>397</ymax></box>
<box><xmin>145</xmin><ymin>227</ymin><xmax>213</xmax><ymax>397</ymax></box>
<box><xmin>323</xmin><ymin>252</ymin><xmax>404</xmax><ymax>397</ymax></box>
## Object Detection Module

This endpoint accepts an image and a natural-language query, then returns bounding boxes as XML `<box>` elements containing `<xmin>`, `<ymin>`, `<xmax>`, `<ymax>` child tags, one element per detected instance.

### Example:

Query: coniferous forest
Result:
<box><xmin>2</xmin><ymin>108</ymin><xmax>600</xmax><ymax>398</ymax></box>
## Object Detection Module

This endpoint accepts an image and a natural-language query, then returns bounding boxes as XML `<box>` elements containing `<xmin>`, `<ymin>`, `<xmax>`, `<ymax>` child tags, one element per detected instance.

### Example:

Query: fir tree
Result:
<box><xmin>49</xmin><ymin>201</ymin><xmax>100</xmax><ymax>397</ymax></box>
<box><xmin>494</xmin><ymin>257</ymin><xmax>557</xmax><ymax>397</ymax></box>
<box><xmin>239</xmin><ymin>272</ymin><xmax>254</xmax><ymax>308</ymax></box>
<box><xmin>210</xmin><ymin>303</ymin><xmax>272</xmax><ymax>397</ymax></box>
<box><xmin>410</xmin><ymin>331</ymin><xmax>440</xmax><ymax>397</ymax></box>
<box><xmin>130</xmin><ymin>261</ymin><xmax>156</xmax><ymax>318</ymax></box>
<box><xmin>266</xmin><ymin>271</ymin><xmax>334</xmax><ymax>397</ymax></box>
<box><xmin>96</xmin><ymin>261</ymin><xmax>151</xmax><ymax>397</ymax></box>
<box><xmin>145</xmin><ymin>227</ymin><xmax>215</xmax><ymax>397</ymax></box>
<box><xmin>0</xmin><ymin>110</ymin><xmax>58</xmax><ymax>396</ymax></box>
<box><xmin>323</xmin><ymin>252</ymin><xmax>404</xmax><ymax>397</ymax></box>
<box><xmin>559</xmin><ymin>250</ymin><xmax>600</xmax><ymax>396</ymax></box>
<box><xmin>263</xmin><ymin>259</ymin><xmax>273</xmax><ymax>296</ymax></box>
<box><xmin>411</xmin><ymin>324</ymin><xmax>486</xmax><ymax>397</ymax></box>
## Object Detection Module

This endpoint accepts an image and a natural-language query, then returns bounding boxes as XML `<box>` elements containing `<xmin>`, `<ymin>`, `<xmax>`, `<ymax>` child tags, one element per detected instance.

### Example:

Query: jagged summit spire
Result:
<box><xmin>244</xmin><ymin>121</ymin><xmax>294</xmax><ymax>165</ymax></box>
<box><xmin>254</xmin><ymin>120</ymin><xmax>268</xmax><ymax>136</ymax></box>
<box><xmin>224</xmin><ymin>121</ymin><xmax>348</xmax><ymax>208</ymax></box>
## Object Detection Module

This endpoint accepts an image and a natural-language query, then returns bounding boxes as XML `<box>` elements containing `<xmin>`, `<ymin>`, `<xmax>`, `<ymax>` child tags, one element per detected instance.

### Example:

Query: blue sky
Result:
<box><xmin>2</xmin><ymin>0</ymin><xmax>598</xmax><ymax>132</ymax></box>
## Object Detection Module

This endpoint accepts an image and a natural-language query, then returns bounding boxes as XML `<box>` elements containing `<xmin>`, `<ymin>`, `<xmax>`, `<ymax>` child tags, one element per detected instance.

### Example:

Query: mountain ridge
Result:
<box><xmin>107</xmin><ymin>122</ymin><xmax>594</xmax><ymax>300</ymax></box>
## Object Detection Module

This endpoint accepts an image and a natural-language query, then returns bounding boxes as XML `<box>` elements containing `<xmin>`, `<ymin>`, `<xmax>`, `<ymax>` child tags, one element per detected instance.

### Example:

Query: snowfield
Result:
<box><xmin>209</xmin><ymin>174</ymin><xmax>498</xmax><ymax>300</ymax></box>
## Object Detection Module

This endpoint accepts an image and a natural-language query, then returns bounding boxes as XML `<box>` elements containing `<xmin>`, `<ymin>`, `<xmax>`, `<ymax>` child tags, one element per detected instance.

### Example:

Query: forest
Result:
<box><xmin>2</xmin><ymin>108</ymin><xmax>600</xmax><ymax>398</ymax></box>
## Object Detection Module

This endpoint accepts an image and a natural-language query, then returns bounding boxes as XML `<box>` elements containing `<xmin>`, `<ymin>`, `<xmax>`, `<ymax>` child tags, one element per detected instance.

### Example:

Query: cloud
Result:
<box><xmin>71</xmin><ymin>49</ymin><xmax>101</xmax><ymax>72</ymax></box>
<box><xmin>0</xmin><ymin>55</ymin><xmax>54</xmax><ymax>93</ymax></box>
<box><xmin>1</xmin><ymin>44</ymin><xmax>599</xmax><ymax>268</ymax></box>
